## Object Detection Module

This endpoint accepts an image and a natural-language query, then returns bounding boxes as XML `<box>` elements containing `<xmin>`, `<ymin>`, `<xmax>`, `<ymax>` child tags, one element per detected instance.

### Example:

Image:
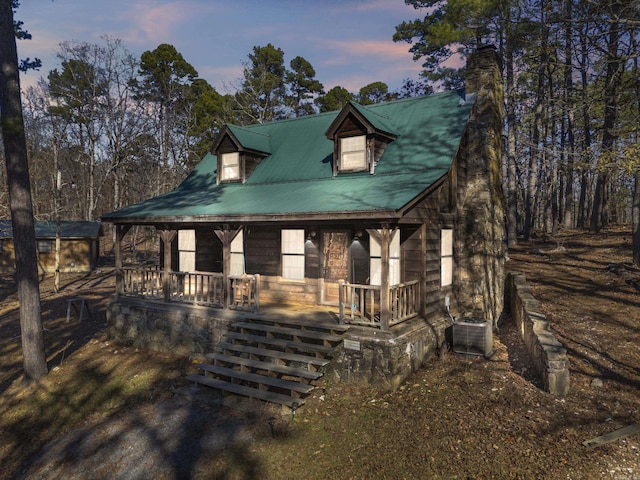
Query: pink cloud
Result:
<box><xmin>126</xmin><ymin>1</ymin><xmax>204</xmax><ymax>45</ymax></box>
<box><xmin>323</xmin><ymin>39</ymin><xmax>414</xmax><ymax>65</ymax></box>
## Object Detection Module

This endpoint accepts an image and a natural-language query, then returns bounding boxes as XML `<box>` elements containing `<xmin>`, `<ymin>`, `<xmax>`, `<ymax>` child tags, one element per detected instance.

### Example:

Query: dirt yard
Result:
<box><xmin>1</xmin><ymin>227</ymin><xmax>639</xmax><ymax>479</ymax></box>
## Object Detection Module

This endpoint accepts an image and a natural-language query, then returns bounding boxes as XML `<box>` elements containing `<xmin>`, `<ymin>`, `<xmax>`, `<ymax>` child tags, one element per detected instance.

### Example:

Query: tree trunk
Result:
<box><xmin>523</xmin><ymin>6</ymin><xmax>548</xmax><ymax>241</ymax></box>
<box><xmin>633</xmin><ymin>171</ymin><xmax>640</xmax><ymax>265</ymax></box>
<box><xmin>562</xmin><ymin>0</ymin><xmax>575</xmax><ymax>229</ymax></box>
<box><xmin>505</xmin><ymin>7</ymin><xmax>518</xmax><ymax>246</ymax></box>
<box><xmin>0</xmin><ymin>1</ymin><xmax>48</xmax><ymax>383</ymax></box>
<box><xmin>591</xmin><ymin>19</ymin><xmax>621</xmax><ymax>232</ymax></box>
<box><xmin>577</xmin><ymin>17</ymin><xmax>591</xmax><ymax>229</ymax></box>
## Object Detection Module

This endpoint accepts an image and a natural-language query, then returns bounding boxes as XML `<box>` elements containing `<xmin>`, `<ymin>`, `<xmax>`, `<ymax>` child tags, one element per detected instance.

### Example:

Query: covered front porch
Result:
<box><xmin>113</xmin><ymin>223</ymin><xmax>423</xmax><ymax>331</ymax></box>
<box><xmin>107</xmin><ymin>222</ymin><xmax>442</xmax><ymax>400</ymax></box>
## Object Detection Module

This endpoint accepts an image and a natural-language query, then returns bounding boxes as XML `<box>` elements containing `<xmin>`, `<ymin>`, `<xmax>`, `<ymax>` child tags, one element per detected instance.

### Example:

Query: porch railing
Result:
<box><xmin>120</xmin><ymin>267</ymin><xmax>259</xmax><ymax>312</ymax></box>
<box><xmin>121</xmin><ymin>266</ymin><xmax>163</xmax><ymax>299</ymax></box>
<box><xmin>338</xmin><ymin>279</ymin><xmax>420</xmax><ymax>330</ymax></box>
<box><xmin>169</xmin><ymin>271</ymin><xmax>225</xmax><ymax>307</ymax></box>
<box><xmin>228</xmin><ymin>274</ymin><xmax>260</xmax><ymax>312</ymax></box>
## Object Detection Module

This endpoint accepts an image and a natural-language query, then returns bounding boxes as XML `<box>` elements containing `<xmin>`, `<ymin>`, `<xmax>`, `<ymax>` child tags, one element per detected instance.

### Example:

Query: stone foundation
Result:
<box><xmin>505</xmin><ymin>272</ymin><xmax>570</xmax><ymax>396</ymax></box>
<box><xmin>331</xmin><ymin>317</ymin><xmax>448</xmax><ymax>391</ymax></box>
<box><xmin>107</xmin><ymin>297</ymin><xmax>448</xmax><ymax>391</ymax></box>
<box><xmin>107</xmin><ymin>298</ymin><xmax>237</xmax><ymax>357</ymax></box>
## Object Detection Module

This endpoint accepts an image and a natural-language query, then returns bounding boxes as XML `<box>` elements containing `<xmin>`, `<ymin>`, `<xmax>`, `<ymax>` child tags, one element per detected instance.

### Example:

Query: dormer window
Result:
<box><xmin>325</xmin><ymin>102</ymin><xmax>397</xmax><ymax>177</ymax></box>
<box><xmin>340</xmin><ymin>135</ymin><xmax>367</xmax><ymax>171</ymax></box>
<box><xmin>212</xmin><ymin>124</ymin><xmax>271</xmax><ymax>184</ymax></box>
<box><xmin>220</xmin><ymin>152</ymin><xmax>240</xmax><ymax>181</ymax></box>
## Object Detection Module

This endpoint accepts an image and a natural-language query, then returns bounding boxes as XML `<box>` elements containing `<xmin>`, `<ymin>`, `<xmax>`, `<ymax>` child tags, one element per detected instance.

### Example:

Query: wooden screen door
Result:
<box><xmin>321</xmin><ymin>231</ymin><xmax>350</xmax><ymax>305</ymax></box>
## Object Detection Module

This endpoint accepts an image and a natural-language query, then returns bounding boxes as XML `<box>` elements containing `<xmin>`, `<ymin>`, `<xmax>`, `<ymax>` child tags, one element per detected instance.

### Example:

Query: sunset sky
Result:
<box><xmin>15</xmin><ymin>0</ymin><xmax>426</xmax><ymax>95</ymax></box>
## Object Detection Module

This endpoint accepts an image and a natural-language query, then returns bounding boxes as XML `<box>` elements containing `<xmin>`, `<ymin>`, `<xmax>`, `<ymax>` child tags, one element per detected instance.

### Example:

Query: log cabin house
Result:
<box><xmin>102</xmin><ymin>47</ymin><xmax>506</xmax><ymax>407</ymax></box>
<box><xmin>0</xmin><ymin>220</ymin><xmax>102</xmax><ymax>275</ymax></box>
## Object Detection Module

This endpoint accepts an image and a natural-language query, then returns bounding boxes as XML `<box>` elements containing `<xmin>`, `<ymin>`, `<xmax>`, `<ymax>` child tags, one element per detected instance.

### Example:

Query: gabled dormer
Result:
<box><xmin>212</xmin><ymin>125</ymin><xmax>271</xmax><ymax>184</ymax></box>
<box><xmin>325</xmin><ymin>102</ymin><xmax>397</xmax><ymax>176</ymax></box>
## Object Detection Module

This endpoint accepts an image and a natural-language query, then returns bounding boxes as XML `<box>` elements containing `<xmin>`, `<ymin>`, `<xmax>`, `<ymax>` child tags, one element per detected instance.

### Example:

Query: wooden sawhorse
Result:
<box><xmin>66</xmin><ymin>298</ymin><xmax>92</xmax><ymax>323</ymax></box>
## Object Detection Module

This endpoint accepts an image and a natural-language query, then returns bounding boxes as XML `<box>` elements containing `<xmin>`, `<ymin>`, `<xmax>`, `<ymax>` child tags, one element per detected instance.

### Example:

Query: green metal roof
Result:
<box><xmin>103</xmin><ymin>90</ymin><xmax>473</xmax><ymax>223</ymax></box>
<box><xmin>0</xmin><ymin>220</ymin><xmax>102</xmax><ymax>238</ymax></box>
<box><xmin>227</xmin><ymin>124</ymin><xmax>271</xmax><ymax>154</ymax></box>
<box><xmin>347</xmin><ymin>101</ymin><xmax>398</xmax><ymax>136</ymax></box>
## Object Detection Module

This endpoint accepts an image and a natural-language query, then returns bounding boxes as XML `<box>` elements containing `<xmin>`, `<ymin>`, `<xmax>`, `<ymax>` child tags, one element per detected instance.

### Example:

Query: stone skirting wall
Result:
<box><xmin>107</xmin><ymin>297</ymin><xmax>448</xmax><ymax>391</ymax></box>
<box><xmin>107</xmin><ymin>298</ymin><xmax>237</xmax><ymax>357</ymax></box>
<box><xmin>331</xmin><ymin>317</ymin><xmax>448</xmax><ymax>391</ymax></box>
<box><xmin>506</xmin><ymin>272</ymin><xmax>570</xmax><ymax>396</ymax></box>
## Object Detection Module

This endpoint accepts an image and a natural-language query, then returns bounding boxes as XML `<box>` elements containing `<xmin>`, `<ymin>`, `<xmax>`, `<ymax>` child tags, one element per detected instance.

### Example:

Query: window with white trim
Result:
<box><xmin>178</xmin><ymin>229</ymin><xmax>196</xmax><ymax>272</ymax></box>
<box><xmin>230</xmin><ymin>230</ymin><xmax>244</xmax><ymax>276</ymax></box>
<box><xmin>37</xmin><ymin>239</ymin><xmax>52</xmax><ymax>254</ymax></box>
<box><xmin>220</xmin><ymin>152</ymin><xmax>240</xmax><ymax>181</ymax></box>
<box><xmin>369</xmin><ymin>230</ymin><xmax>400</xmax><ymax>286</ymax></box>
<box><xmin>441</xmin><ymin>228</ymin><xmax>453</xmax><ymax>287</ymax></box>
<box><xmin>281</xmin><ymin>229</ymin><xmax>305</xmax><ymax>281</ymax></box>
<box><xmin>339</xmin><ymin>135</ymin><xmax>366</xmax><ymax>171</ymax></box>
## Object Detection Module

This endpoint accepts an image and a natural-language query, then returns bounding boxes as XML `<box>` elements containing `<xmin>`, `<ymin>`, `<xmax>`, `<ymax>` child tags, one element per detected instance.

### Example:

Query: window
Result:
<box><xmin>441</xmin><ymin>229</ymin><xmax>453</xmax><ymax>287</ymax></box>
<box><xmin>369</xmin><ymin>230</ymin><xmax>400</xmax><ymax>286</ymax></box>
<box><xmin>281</xmin><ymin>229</ymin><xmax>305</xmax><ymax>281</ymax></box>
<box><xmin>340</xmin><ymin>135</ymin><xmax>366</xmax><ymax>171</ymax></box>
<box><xmin>37</xmin><ymin>239</ymin><xmax>52</xmax><ymax>254</ymax></box>
<box><xmin>220</xmin><ymin>152</ymin><xmax>240</xmax><ymax>181</ymax></box>
<box><xmin>178</xmin><ymin>229</ymin><xmax>196</xmax><ymax>272</ymax></box>
<box><xmin>230</xmin><ymin>230</ymin><xmax>244</xmax><ymax>276</ymax></box>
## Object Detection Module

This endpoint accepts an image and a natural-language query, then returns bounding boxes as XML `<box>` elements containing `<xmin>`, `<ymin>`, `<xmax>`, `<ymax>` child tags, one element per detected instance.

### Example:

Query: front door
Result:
<box><xmin>321</xmin><ymin>231</ymin><xmax>350</xmax><ymax>305</ymax></box>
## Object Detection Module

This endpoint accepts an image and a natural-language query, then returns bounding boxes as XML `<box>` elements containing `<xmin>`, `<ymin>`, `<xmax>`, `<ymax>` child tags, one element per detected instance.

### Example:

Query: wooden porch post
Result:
<box><xmin>214</xmin><ymin>225</ymin><xmax>242</xmax><ymax>308</ymax></box>
<box><xmin>420</xmin><ymin>223</ymin><xmax>427</xmax><ymax>318</ymax></box>
<box><xmin>379</xmin><ymin>225</ymin><xmax>391</xmax><ymax>330</ymax></box>
<box><xmin>159</xmin><ymin>229</ymin><xmax>176</xmax><ymax>302</ymax></box>
<box><xmin>367</xmin><ymin>225</ymin><xmax>392</xmax><ymax>330</ymax></box>
<box><xmin>114</xmin><ymin>224</ymin><xmax>131</xmax><ymax>298</ymax></box>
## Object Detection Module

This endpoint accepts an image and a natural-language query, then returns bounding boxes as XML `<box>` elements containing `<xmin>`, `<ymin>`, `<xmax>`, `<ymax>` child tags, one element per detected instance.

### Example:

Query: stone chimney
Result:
<box><xmin>454</xmin><ymin>45</ymin><xmax>506</xmax><ymax>326</ymax></box>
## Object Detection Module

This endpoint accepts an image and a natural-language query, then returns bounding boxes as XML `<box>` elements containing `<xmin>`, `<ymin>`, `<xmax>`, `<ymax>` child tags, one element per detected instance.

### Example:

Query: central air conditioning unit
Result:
<box><xmin>452</xmin><ymin>317</ymin><xmax>494</xmax><ymax>357</ymax></box>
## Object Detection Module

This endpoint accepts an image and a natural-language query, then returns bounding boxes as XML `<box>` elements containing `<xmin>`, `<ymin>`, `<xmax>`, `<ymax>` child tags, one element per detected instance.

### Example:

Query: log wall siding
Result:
<box><xmin>245</xmin><ymin>227</ymin><xmax>280</xmax><ymax>276</ymax></box>
<box><xmin>0</xmin><ymin>238</ymin><xmax>98</xmax><ymax>274</ymax></box>
<box><xmin>196</xmin><ymin>227</ymin><xmax>222</xmax><ymax>272</ymax></box>
<box><xmin>401</xmin><ymin>228</ymin><xmax>422</xmax><ymax>284</ymax></box>
<box><xmin>244</xmin><ymin>154</ymin><xmax>262</xmax><ymax>180</ymax></box>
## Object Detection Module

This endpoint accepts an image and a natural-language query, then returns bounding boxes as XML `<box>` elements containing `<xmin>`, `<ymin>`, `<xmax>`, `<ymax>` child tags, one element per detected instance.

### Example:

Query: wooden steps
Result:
<box><xmin>231</xmin><ymin>321</ymin><xmax>344</xmax><ymax>344</ymax></box>
<box><xmin>187</xmin><ymin>316</ymin><xmax>348</xmax><ymax>408</ymax></box>
<box><xmin>205</xmin><ymin>352</ymin><xmax>323</xmax><ymax>381</ymax></box>
<box><xmin>223</xmin><ymin>331</ymin><xmax>335</xmax><ymax>356</ymax></box>
<box><xmin>215</xmin><ymin>342</ymin><xmax>330</xmax><ymax>370</ymax></box>
<box><xmin>185</xmin><ymin>375</ymin><xmax>304</xmax><ymax>407</ymax></box>
<box><xmin>193</xmin><ymin>364</ymin><xmax>315</xmax><ymax>394</ymax></box>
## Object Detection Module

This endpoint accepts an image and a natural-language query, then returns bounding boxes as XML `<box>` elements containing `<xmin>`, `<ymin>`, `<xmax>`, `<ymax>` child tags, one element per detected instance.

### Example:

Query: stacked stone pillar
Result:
<box><xmin>455</xmin><ymin>45</ymin><xmax>507</xmax><ymax>326</ymax></box>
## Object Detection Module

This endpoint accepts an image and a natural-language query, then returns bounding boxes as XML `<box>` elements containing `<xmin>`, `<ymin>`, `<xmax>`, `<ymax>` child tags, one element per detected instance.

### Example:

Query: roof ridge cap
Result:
<box><xmin>227</xmin><ymin>124</ymin><xmax>272</xmax><ymax>138</ymax></box>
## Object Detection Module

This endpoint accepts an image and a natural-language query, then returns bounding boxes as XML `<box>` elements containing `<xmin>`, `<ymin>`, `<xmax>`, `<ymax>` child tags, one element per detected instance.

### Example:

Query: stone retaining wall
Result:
<box><xmin>506</xmin><ymin>272</ymin><xmax>570</xmax><ymax>396</ymax></box>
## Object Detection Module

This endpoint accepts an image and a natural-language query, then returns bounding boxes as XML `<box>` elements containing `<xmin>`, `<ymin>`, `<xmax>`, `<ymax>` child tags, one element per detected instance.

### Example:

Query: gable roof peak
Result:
<box><xmin>326</xmin><ymin>100</ymin><xmax>398</xmax><ymax>139</ymax></box>
<box><xmin>213</xmin><ymin>123</ymin><xmax>271</xmax><ymax>155</ymax></box>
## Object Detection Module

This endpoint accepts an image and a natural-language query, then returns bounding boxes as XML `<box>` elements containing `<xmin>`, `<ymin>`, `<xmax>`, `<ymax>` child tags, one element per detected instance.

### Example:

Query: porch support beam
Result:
<box><xmin>115</xmin><ymin>224</ymin><xmax>132</xmax><ymax>298</ymax></box>
<box><xmin>159</xmin><ymin>229</ymin><xmax>177</xmax><ymax>302</ymax></box>
<box><xmin>214</xmin><ymin>225</ymin><xmax>242</xmax><ymax>308</ymax></box>
<box><xmin>420</xmin><ymin>223</ymin><xmax>427</xmax><ymax>318</ymax></box>
<box><xmin>367</xmin><ymin>225</ymin><xmax>393</xmax><ymax>330</ymax></box>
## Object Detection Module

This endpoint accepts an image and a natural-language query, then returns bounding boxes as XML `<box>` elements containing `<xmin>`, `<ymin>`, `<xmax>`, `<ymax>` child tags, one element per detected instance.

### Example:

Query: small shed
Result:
<box><xmin>0</xmin><ymin>220</ymin><xmax>103</xmax><ymax>274</ymax></box>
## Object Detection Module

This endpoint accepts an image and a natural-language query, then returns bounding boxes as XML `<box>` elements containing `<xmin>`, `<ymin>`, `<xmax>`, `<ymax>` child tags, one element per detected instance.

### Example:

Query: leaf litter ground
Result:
<box><xmin>0</xmin><ymin>227</ymin><xmax>639</xmax><ymax>479</ymax></box>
